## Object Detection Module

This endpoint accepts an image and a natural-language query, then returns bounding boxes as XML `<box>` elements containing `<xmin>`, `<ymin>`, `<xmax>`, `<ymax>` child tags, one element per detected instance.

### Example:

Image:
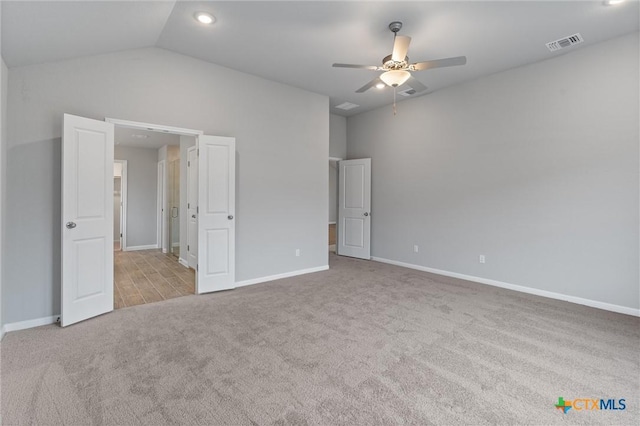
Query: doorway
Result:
<box><xmin>329</xmin><ymin>157</ymin><xmax>341</xmax><ymax>253</ymax></box>
<box><xmin>112</xmin><ymin>126</ymin><xmax>194</xmax><ymax>309</ymax></box>
<box><xmin>61</xmin><ymin>114</ymin><xmax>237</xmax><ymax>326</ymax></box>
<box><xmin>113</xmin><ymin>160</ymin><xmax>127</xmax><ymax>251</ymax></box>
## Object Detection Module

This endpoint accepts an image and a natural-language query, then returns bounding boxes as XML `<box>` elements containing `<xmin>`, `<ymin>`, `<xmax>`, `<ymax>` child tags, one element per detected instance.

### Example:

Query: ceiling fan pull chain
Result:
<box><xmin>393</xmin><ymin>87</ymin><xmax>397</xmax><ymax>116</ymax></box>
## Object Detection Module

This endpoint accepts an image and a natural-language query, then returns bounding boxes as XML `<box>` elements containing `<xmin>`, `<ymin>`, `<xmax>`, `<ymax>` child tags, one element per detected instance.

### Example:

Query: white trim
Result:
<box><xmin>105</xmin><ymin>118</ymin><xmax>204</xmax><ymax>136</ymax></box>
<box><xmin>3</xmin><ymin>315</ymin><xmax>58</xmax><ymax>334</ymax></box>
<box><xmin>178</xmin><ymin>258</ymin><xmax>189</xmax><ymax>268</ymax></box>
<box><xmin>329</xmin><ymin>157</ymin><xmax>343</xmax><ymax>162</ymax></box>
<box><xmin>125</xmin><ymin>244</ymin><xmax>158</xmax><ymax>251</ymax></box>
<box><xmin>371</xmin><ymin>257</ymin><xmax>640</xmax><ymax>317</ymax></box>
<box><xmin>235</xmin><ymin>265</ymin><xmax>329</xmax><ymax>288</ymax></box>
<box><xmin>328</xmin><ymin>221</ymin><xmax>336</xmax><ymax>225</ymax></box>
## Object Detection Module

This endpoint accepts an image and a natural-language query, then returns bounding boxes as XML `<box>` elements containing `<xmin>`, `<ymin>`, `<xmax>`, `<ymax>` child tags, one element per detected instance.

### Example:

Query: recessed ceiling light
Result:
<box><xmin>195</xmin><ymin>12</ymin><xmax>215</xmax><ymax>25</ymax></box>
<box><xmin>375</xmin><ymin>82</ymin><xmax>386</xmax><ymax>89</ymax></box>
<box><xmin>604</xmin><ymin>0</ymin><xmax>625</xmax><ymax>5</ymax></box>
<box><xmin>131</xmin><ymin>134</ymin><xmax>149</xmax><ymax>139</ymax></box>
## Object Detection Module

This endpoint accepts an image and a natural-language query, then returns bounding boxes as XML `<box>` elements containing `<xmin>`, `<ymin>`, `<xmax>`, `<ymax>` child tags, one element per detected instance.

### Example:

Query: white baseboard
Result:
<box><xmin>178</xmin><ymin>258</ymin><xmax>189</xmax><ymax>268</ymax></box>
<box><xmin>2</xmin><ymin>315</ymin><xmax>58</xmax><ymax>335</ymax></box>
<box><xmin>328</xmin><ymin>222</ymin><xmax>336</xmax><ymax>225</ymax></box>
<box><xmin>172</xmin><ymin>243</ymin><xmax>180</xmax><ymax>248</ymax></box>
<box><xmin>371</xmin><ymin>257</ymin><xmax>640</xmax><ymax>317</ymax></box>
<box><xmin>236</xmin><ymin>265</ymin><xmax>329</xmax><ymax>288</ymax></box>
<box><xmin>125</xmin><ymin>244</ymin><xmax>158</xmax><ymax>251</ymax></box>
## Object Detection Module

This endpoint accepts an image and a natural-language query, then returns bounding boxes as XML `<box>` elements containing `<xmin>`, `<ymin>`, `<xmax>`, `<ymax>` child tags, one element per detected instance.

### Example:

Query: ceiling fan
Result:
<box><xmin>333</xmin><ymin>21</ymin><xmax>467</xmax><ymax>99</ymax></box>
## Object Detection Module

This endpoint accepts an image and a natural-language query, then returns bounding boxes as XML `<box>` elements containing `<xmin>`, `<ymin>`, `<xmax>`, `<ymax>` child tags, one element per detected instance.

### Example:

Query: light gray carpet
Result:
<box><xmin>1</xmin><ymin>254</ymin><xmax>638</xmax><ymax>425</ymax></box>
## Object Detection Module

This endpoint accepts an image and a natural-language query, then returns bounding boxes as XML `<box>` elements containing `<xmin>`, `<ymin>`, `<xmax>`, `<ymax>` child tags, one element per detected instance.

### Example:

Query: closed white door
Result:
<box><xmin>337</xmin><ymin>158</ymin><xmax>371</xmax><ymax>259</ymax></box>
<box><xmin>61</xmin><ymin>114</ymin><xmax>114</xmax><ymax>327</ymax></box>
<box><xmin>197</xmin><ymin>135</ymin><xmax>235</xmax><ymax>293</ymax></box>
<box><xmin>187</xmin><ymin>146</ymin><xmax>198</xmax><ymax>269</ymax></box>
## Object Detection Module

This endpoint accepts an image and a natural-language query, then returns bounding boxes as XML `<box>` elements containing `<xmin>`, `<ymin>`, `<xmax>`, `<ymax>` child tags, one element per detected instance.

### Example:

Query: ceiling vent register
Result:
<box><xmin>546</xmin><ymin>33</ymin><xmax>584</xmax><ymax>52</ymax></box>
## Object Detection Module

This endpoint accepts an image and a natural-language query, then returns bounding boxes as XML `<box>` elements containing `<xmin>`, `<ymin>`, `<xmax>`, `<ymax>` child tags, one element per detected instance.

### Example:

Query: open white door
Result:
<box><xmin>337</xmin><ymin>158</ymin><xmax>371</xmax><ymax>259</ymax></box>
<box><xmin>187</xmin><ymin>146</ymin><xmax>198</xmax><ymax>269</ymax></box>
<box><xmin>61</xmin><ymin>114</ymin><xmax>114</xmax><ymax>326</ymax></box>
<box><xmin>197</xmin><ymin>135</ymin><xmax>236</xmax><ymax>293</ymax></box>
<box><xmin>157</xmin><ymin>160</ymin><xmax>165</xmax><ymax>251</ymax></box>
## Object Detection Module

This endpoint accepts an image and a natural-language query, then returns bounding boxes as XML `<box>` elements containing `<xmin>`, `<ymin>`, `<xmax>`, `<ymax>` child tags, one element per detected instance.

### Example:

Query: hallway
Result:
<box><xmin>114</xmin><ymin>249</ymin><xmax>195</xmax><ymax>309</ymax></box>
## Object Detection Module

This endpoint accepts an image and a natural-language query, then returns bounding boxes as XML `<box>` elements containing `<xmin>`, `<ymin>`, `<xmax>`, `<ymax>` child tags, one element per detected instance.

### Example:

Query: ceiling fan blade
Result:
<box><xmin>356</xmin><ymin>77</ymin><xmax>383</xmax><ymax>93</ymax></box>
<box><xmin>333</xmin><ymin>63</ymin><xmax>381</xmax><ymax>70</ymax></box>
<box><xmin>391</xmin><ymin>36</ymin><xmax>411</xmax><ymax>62</ymax></box>
<box><xmin>405</xmin><ymin>75</ymin><xmax>428</xmax><ymax>92</ymax></box>
<box><xmin>411</xmin><ymin>56</ymin><xmax>467</xmax><ymax>71</ymax></box>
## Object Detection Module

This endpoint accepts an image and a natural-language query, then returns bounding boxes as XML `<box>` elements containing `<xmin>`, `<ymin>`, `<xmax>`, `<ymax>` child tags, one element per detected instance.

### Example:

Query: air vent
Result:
<box><xmin>334</xmin><ymin>102</ymin><xmax>359</xmax><ymax>111</ymax></box>
<box><xmin>398</xmin><ymin>89</ymin><xmax>417</xmax><ymax>97</ymax></box>
<box><xmin>546</xmin><ymin>33</ymin><xmax>583</xmax><ymax>52</ymax></box>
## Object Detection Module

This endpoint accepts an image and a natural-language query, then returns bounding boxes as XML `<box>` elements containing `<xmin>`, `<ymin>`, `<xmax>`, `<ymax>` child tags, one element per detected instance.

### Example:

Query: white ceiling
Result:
<box><xmin>2</xmin><ymin>1</ymin><xmax>638</xmax><ymax>116</ymax></box>
<box><xmin>115</xmin><ymin>127</ymin><xmax>180</xmax><ymax>149</ymax></box>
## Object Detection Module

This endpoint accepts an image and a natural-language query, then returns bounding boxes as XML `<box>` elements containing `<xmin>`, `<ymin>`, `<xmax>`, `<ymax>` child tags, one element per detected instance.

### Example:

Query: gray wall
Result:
<box><xmin>115</xmin><ymin>146</ymin><xmax>159</xmax><ymax>248</ymax></box>
<box><xmin>179</xmin><ymin>136</ymin><xmax>196</xmax><ymax>264</ymax></box>
<box><xmin>347</xmin><ymin>33</ymin><xmax>639</xmax><ymax>311</ymax></box>
<box><xmin>0</xmin><ymin>0</ymin><xmax>5</xmax><ymax>331</ymax></box>
<box><xmin>5</xmin><ymin>47</ymin><xmax>328</xmax><ymax>324</ymax></box>
<box><xmin>329</xmin><ymin>114</ymin><xmax>347</xmax><ymax>159</ymax></box>
<box><xmin>329</xmin><ymin>114</ymin><xmax>347</xmax><ymax>223</ymax></box>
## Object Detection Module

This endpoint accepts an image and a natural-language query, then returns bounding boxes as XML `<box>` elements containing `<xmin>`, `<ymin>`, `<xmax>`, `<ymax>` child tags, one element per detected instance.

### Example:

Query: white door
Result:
<box><xmin>337</xmin><ymin>158</ymin><xmax>371</xmax><ymax>259</ymax></box>
<box><xmin>61</xmin><ymin>114</ymin><xmax>114</xmax><ymax>327</ymax></box>
<box><xmin>197</xmin><ymin>135</ymin><xmax>236</xmax><ymax>293</ymax></box>
<box><xmin>187</xmin><ymin>146</ymin><xmax>198</xmax><ymax>269</ymax></box>
<box><xmin>157</xmin><ymin>161</ymin><xmax>165</xmax><ymax>251</ymax></box>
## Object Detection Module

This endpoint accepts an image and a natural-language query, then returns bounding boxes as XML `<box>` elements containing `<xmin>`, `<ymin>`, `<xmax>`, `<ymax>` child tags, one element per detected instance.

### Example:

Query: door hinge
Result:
<box><xmin>120</xmin><ymin>233</ymin><xmax>122</xmax><ymax>237</ymax></box>
<box><xmin>188</xmin><ymin>161</ymin><xmax>190</xmax><ymax>167</ymax></box>
<box><xmin>197</xmin><ymin>264</ymin><xmax>199</xmax><ymax>271</ymax></box>
<box><xmin>197</xmin><ymin>149</ymin><xmax>200</xmax><ymax>156</ymax></box>
<box><xmin>188</xmin><ymin>203</ymin><xmax>190</xmax><ymax>209</ymax></box>
<box><xmin>197</xmin><ymin>206</ymin><xmax>199</xmax><ymax>214</ymax></box>
<box><xmin>187</xmin><ymin>245</ymin><xmax>189</xmax><ymax>251</ymax></box>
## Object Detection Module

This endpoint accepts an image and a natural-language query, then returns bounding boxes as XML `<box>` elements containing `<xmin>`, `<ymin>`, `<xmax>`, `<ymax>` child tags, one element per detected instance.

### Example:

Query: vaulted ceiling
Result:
<box><xmin>2</xmin><ymin>1</ymin><xmax>638</xmax><ymax>116</ymax></box>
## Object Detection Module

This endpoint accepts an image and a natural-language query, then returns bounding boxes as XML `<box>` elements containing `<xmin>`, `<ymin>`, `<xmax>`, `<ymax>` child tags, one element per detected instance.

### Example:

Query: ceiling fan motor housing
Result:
<box><xmin>388</xmin><ymin>21</ymin><xmax>403</xmax><ymax>33</ymax></box>
<box><xmin>382</xmin><ymin>54</ymin><xmax>408</xmax><ymax>70</ymax></box>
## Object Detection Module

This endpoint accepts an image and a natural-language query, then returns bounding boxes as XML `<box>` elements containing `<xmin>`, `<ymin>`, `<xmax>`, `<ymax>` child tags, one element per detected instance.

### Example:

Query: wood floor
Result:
<box><xmin>114</xmin><ymin>249</ymin><xmax>195</xmax><ymax>309</ymax></box>
<box><xmin>328</xmin><ymin>223</ymin><xmax>336</xmax><ymax>245</ymax></box>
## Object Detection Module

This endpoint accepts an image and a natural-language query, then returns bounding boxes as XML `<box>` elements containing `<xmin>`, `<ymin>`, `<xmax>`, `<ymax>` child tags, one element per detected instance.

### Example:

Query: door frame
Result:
<box><xmin>114</xmin><ymin>159</ymin><xmax>128</xmax><ymax>251</ymax></box>
<box><xmin>329</xmin><ymin>157</ymin><xmax>343</xmax><ymax>252</ymax></box>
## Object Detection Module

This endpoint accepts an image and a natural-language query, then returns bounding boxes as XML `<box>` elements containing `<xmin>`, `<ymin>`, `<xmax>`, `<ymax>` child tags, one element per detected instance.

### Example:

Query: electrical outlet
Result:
<box><xmin>295</xmin><ymin>249</ymin><xmax>301</xmax><ymax>257</ymax></box>
<box><xmin>479</xmin><ymin>255</ymin><xmax>486</xmax><ymax>264</ymax></box>
<box><xmin>414</xmin><ymin>245</ymin><xmax>419</xmax><ymax>253</ymax></box>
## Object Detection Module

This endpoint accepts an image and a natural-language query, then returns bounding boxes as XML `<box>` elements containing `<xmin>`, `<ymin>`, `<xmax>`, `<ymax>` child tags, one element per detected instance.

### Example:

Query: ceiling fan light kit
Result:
<box><xmin>380</xmin><ymin>70</ymin><xmax>411</xmax><ymax>87</ymax></box>
<box><xmin>333</xmin><ymin>20</ymin><xmax>467</xmax><ymax>115</ymax></box>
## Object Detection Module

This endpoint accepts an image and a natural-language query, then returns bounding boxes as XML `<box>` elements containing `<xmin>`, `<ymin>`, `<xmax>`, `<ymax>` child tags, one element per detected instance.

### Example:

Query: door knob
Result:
<box><xmin>363</xmin><ymin>212</ymin><xmax>369</xmax><ymax>217</ymax></box>
<box><xmin>228</xmin><ymin>215</ymin><xmax>234</xmax><ymax>220</ymax></box>
<box><xmin>66</xmin><ymin>222</ymin><xmax>77</xmax><ymax>229</ymax></box>
<box><xmin>192</xmin><ymin>214</ymin><xmax>196</xmax><ymax>219</ymax></box>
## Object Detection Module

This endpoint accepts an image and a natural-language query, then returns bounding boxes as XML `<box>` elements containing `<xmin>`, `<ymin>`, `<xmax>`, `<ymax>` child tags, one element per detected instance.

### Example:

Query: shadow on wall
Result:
<box><xmin>6</xmin><ymin>138</ymin><xmax>62</xmax><ymax>323</ymax></box>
